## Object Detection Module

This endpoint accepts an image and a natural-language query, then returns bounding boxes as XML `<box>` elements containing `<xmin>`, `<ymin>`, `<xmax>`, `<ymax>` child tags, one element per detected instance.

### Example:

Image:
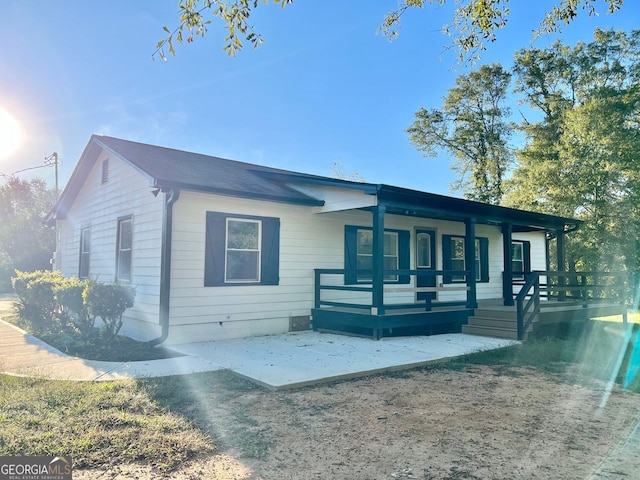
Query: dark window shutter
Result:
<box><xmin>205</xmin><ymin>212</ymin><xmax>226</xmax><ymax>286</ymax></box>
<box><xmin>479</xmin><ymin>237</ymin><xmax>490</xmax><ymax>283</ymax></box>
<box><xmin>523</xmin><ymin>241</ymin><xmax>531</xmax><ymax>275</ymax></box>
<box><xmin>442</xmin><ymin>235</ymin><xmax>453</xmax><ymax>284</ymax></box>
<box><xmin>398</xmin><ymin>230</ymin><xmax>410</xmax><ymax>284</ymax></box>
<box><xmin>344</xmin><ymin>226</ymin><xmax>358</xmax><ymax>285</ymax></box>
<box><xmin>261</xmin><ymin>217</ymin><xmax>280</xmax><ymax>285</ymax></box>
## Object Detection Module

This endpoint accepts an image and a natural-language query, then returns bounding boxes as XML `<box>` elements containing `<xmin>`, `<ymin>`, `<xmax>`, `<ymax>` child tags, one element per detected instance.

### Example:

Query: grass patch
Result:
<box><xmin>0</xmin><ymin>375</ymin><xmax>214</xmax><ymax>472</ymax></box>
<box><xmin>0</xmin><ymin>370</ymin><xmax>271</xmax><ymax>473</ymax></box>
<box><xmin>597</xmin><ymin>311</ymin><xmax>640</xmax><ymax>324</ymax></box>
<box><xmin>141</xmin><ymin>371</ymin><xmax>273</xmax><ymax>460</ymax></box>
<box><xmin>0</xmin><ymin>295</ymin><xmax>15</xmax><ymax>316</ymax></box>
<box><xmin>445</xmin><ymin>320</ymin><xmax>640</xmax><ymax>393</ymax></box>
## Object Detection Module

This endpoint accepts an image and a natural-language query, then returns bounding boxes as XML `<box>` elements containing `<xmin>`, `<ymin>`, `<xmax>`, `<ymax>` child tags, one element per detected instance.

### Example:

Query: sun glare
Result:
<box><xmin>0</xmin><ymin>107</ymin><xmax>24</xmax><ymax>160</ymax></box>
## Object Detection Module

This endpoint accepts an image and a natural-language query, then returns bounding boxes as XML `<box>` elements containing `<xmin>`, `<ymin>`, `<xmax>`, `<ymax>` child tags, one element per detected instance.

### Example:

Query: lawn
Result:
<box><xmin>598</xmin><ymin>310</ymin><xmax>640</xmax><ymax>324</ymax></box>
<box><xmin>1</xmin><ymin>318</ymin><xmax>639</xmax><ymax>478</ymax></box>
<box><xmin>0</xmin><ymin>375</ymin><xmax>215</xmax><ymax>472</ymax></box>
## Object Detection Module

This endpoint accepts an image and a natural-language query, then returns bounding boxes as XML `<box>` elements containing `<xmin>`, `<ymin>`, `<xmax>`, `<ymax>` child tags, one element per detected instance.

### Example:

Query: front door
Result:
<box><xmin>416</xmin><ymin>229</ymin><xmax>436</xmax><ymax>301</ymax></box>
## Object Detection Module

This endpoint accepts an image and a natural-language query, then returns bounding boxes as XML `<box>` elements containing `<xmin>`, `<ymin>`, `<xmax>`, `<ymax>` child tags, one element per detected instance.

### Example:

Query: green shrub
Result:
<box><xmin>84</xmin><ymin>282</ymin><xmax>136</xmax><ymax>341</ymax></box>
<box><xmin>11</xmin><ymin>270</ymin><xmax>135</xmax><ymax>344</ymax></box>
<box><xmin>54</xmin><ymin>277</ymin><xmax>96</xmax><ymax>338</ymax></box>
<box><xmin>11</xmin><ymin>270</ymin><xmax>65</xmax><ymax>334</ymax></box>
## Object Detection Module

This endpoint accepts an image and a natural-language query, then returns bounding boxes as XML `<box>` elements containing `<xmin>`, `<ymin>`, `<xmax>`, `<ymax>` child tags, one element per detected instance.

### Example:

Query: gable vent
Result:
<box><xmin>101</xmin><ymin>159</ymin><xmax>109</xmax><ymax>184</ymax></box>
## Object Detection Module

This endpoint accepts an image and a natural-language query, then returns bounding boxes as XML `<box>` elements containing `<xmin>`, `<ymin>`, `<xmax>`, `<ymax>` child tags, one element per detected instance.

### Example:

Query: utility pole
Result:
<box><xmin>44</xmin><ymin>152</ymin><xmax>59</xmax><ymax>197</ymax></box>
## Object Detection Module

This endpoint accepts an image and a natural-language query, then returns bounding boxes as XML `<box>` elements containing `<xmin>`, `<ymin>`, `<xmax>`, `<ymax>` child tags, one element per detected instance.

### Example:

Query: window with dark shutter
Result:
<box><xmin>512</xmin><ymin>240</ymin><xmax>531</xmax><ymax>280</ymax></box>
<box><xmin>205</xmin><ymin>212</ymin><xmax>280</xmax><ymax>286</ymax></box>
<box><xmin>344</xmin><ymin>226</ymin><xmax>410</xmax><ymax>285</ymax></box>
<box><xmin>443</xmin><ymin>235</ymin><xmax>489</xmax><ymax>284</ymax></box>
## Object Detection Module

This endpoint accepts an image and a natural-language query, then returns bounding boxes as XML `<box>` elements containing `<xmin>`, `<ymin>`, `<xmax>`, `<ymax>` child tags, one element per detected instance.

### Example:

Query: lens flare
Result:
<box><xmin>0</xmin><ymin>107</ymin><xmax>24</xmax><ymax>160</ymax></box>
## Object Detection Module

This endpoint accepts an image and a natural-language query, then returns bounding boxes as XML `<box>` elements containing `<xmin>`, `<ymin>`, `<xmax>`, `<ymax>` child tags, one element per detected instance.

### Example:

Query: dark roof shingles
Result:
<box><xmin>96</xmin><ymin>135</ymin><xmax>322</xmax><ymax>204</ymax></box>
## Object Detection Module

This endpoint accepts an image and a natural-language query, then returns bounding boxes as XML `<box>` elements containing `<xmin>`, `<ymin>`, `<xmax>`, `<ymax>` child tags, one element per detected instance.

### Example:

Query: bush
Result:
<box><xmin>11</xmin><ymin>270</ymin><xmax>65</xmax><ymax>334</ymax></box>
<box><xmin>11</xmin><ymin>270</ymin><xmax>135</xmax><ymax>342</ymax></box>
<box><xmin>84</xmin><ymin>282</ymin><xmax>135</xmax><ymax>340</ymax></box>
<box><xmin>54</xmin><ymin>277</ymin><xmax>96</xmax><ymax>338</ymax></box>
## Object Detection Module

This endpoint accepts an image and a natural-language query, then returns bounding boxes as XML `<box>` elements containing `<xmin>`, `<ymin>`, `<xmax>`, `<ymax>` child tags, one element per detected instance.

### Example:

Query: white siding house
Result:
<box><xmin>47</xmin><ymin>135</ymin><xmax>580</xmax><ymax>343</ymax></box>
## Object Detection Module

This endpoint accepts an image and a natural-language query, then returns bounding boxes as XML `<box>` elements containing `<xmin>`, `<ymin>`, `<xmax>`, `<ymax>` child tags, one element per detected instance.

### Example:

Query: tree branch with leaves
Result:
<box><xmin>154</xmin><ymin>0</ymin><xmax>292</xmax><ymax>60</ymax></box>
<box><xmin>155</xmin><ymin>0</ymin><xmax>625</xmax><ymax>62</ymax></box>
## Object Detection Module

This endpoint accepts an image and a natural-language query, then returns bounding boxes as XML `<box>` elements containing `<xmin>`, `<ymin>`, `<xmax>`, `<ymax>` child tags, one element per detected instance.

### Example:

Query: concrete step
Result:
<box><xmin>466</xmin><ymin>316</ymin><xmax>518</xmax><ymax>329</ymax></box>
<box><xmin>461</xmin><ymin>324</ymin><xmax>519</xmax><ymax>340</ymax></box>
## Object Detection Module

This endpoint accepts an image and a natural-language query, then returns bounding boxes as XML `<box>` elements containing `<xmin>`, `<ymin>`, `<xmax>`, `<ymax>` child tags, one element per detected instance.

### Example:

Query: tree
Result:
<box><xmin>407</xmin><ymin>63</ymin><xmax>514</xmax><ymax>204</ymax></box>
<box><xmin>155</xmin><ymin>0</ymin><xmax>625</xmax><ymax>62</ymax></box>
<box><xmin>328</xmin><ymin>159</ymin><xmax>365</xmax><ymax>182</ymax></box>
<box><xmin>406</xmin><ymin>28</ymin><xmax>640</xmax><ymax>285</ymax></box>
<box><xmin>383</xmin><ymin>0</ymin><xmax>624</xmax><ymax>61</ymax></box>
<box><xmin>0</xmin><ymin>177</ymin><xmax>56</xmax><ymax>291</ymax></box>
<box><xmin>505</xmin><ymin>29</ymin><xmax>640</xmax><ymax>280</ymax></box>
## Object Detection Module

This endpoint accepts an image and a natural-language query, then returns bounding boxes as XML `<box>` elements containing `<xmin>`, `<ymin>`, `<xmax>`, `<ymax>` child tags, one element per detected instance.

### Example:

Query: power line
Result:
<box><xmin>0</xmin><ymin>153</ymin><xmax>60</xmax><ymax>197</ymax></box>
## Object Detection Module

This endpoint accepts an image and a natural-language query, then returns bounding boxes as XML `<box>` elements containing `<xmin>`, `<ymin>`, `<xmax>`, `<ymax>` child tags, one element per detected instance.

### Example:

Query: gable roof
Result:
<box><xmin>95</xmin><ymin>135</ymin><xmax>329</xmax><ymax>205</ymax></box>
<box><xmin>47</xmin><ymin>135</ymin><xmax>580</xmax><ymax>233</ymax></box>
<box><xmin>46</xmin><ymin>135</ymin><xmax>329</xmax><ymax>224</ymax></box>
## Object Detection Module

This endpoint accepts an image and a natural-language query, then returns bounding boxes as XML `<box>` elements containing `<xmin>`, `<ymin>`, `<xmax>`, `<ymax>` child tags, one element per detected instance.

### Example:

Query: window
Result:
<box><xmin>442</xmin><ymin>235</ymin><xmax>489</xmax><ymax>284</ymax></box>
<box><xmin>226</xmin><ymin>218</ymin><xmax>261</xmax><ymax>283</ymax></box>
<box><xmin>344</xmin><ymin>226</ymin><xmax>410</xmax><ymax>284</ymax></box>
<box><xmin>511</xmin><ymin>240</ymin><xmax>531</xmax><ymax>280</ymax></box>
<box><xmin>79</xmin><ymin>227</ymin><xmax>90</xmax><ymax>278</ymax></box>
<box><xmin>416</xmin><ymin>232</ymin><xmax>432</xmax><ymax>269</ymax></box>
<box><xmin>355</xmin><ymin>230</ymin><xmax>399</xmax><ymax>282</ymax></box>
<box><xmin>205</xmin><ymin>212</ymin><xmax>280</xmax><ymax>286</ymax></box>
<box><xmin>101</xmin><ymin>159</ymin><xmax>109</xmax><ymax>184</ymax></box>
<box><xmin>116</xmin><ymin>217</ymin><xmax>132</xmax><ymax>282</ymax></box>
<box><xmin>450</xmin><ymin>237</ymin><xmax>466</xmax><ymax>282</ymax></box>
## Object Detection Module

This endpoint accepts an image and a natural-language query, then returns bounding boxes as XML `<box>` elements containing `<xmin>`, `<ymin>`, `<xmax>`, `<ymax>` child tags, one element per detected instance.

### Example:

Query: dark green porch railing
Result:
<box><xmin>515</xmin><ymin>271</ymin><xmax>627</xmax><ymax>340</ymax></box>
<box><xmin>515</xmin><ymin>272</ymin><xmax>540</xmax><ymax>340</ymax></box>
<box><xmin>314</xmin><ymin>268</ymin><xmax>472</xmax><ymax>315</ymax></box>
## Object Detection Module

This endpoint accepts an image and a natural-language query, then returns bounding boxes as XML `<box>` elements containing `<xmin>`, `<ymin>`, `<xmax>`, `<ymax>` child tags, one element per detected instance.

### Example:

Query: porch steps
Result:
<box><xmin>461</xmin><ymin>307</ymin><xmax>535</xmax><ymax>340</ymax></box>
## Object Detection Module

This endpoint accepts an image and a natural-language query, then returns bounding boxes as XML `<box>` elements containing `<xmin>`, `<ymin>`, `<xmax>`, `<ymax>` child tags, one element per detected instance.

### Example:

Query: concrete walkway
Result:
<box><xmin>0</xmin><ymin>315</ymin><xmax>518</xmax><ymax>388</ymax></box>
<box><xmin>0</xmin><ymin>319</ymin><xmax>224</xmax><ymax>381</ymax></box>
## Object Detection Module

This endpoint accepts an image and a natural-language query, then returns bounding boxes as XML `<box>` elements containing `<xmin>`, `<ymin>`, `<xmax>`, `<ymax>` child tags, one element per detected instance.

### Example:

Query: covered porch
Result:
<box><xmin>310</xmin><ymin>187</ymin><xmax>626</xmax><ymax>340</ymax></box>
<box><xmin>312</xmin><ymin>269</ymin><xmax>627</xmax><ymax>340</ymax></box>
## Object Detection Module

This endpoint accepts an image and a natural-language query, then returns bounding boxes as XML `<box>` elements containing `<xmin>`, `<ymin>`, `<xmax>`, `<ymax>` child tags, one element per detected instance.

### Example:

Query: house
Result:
<box><xmin>45</xmin><ymin>135</ymin><xmax>626</xmax><ymax>344</ymax></box>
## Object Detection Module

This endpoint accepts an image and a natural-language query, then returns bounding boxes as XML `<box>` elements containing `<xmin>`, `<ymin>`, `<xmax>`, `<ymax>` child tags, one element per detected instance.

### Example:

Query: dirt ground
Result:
<box><xmin>76</xmin><ymin>364</ymin><xmax>640</xmax><ymax>480</ymax></box>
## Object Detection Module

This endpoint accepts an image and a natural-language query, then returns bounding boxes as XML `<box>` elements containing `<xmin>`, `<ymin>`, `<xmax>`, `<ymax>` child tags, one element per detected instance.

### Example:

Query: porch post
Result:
<box><xmin>502</xmin><ymin>222</ymin><xmax>514</xmax><ymax>306</ymax></box>
<box><xmin>465</xmin><ymin>217</ymin><xmax>478</xmax><ymax>309</ymax></box>
<box><xmin>557</xmin><ymin>228</ymin><xmax>566</xmax><ymax>301</ymax></box>
<box><xmin>372</xmin><ymin>205</ymin><xmax>386</xmax><ymax>315</ymax></box>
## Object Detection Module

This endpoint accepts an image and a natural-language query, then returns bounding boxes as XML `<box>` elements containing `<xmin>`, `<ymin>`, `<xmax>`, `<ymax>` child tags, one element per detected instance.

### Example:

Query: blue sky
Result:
<box><xmin>1</xmin><ymin>1</ymin><xmax>638</xmax><ymax>195</ymax></box>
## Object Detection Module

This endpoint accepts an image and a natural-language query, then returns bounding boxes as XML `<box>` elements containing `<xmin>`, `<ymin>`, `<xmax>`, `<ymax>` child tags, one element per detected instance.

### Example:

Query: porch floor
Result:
<box><xmin>312</xmin><ymin>298</ymin><xmax>627</xmax><ymax>340</ymax></box>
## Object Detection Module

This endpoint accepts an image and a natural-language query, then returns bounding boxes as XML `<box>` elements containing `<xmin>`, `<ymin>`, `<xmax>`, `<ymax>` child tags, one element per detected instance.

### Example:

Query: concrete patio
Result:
<box><xmin>170</xmin><ymin>331</ymin><xmax>518</xmax><ymax>389</ymax></box>
<box><xmin>0</xmin><ymin>315</ymin><xmax>517</xmax><ymax>389</ymax></box>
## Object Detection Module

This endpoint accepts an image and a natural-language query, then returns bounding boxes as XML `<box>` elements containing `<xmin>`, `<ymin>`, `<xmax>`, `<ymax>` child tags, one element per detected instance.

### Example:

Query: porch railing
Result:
<box><xmin>515</xmin><ymin>272</ymin><xmax>540</xmax><ymax>340</ymax></box>
<box><xmin>515</xmin><ymin>270</ymin><xmax>626</xmax><ymax>340</ymax></box>
<box><xmin>513</xmin><ymin>271</ymin><xmax>626</xmax><ymax>305</ymax></box>
<box><xmin>314</xmin><ymin>269</ymin><xmax>473</xmax><ymax>315</ymax></box>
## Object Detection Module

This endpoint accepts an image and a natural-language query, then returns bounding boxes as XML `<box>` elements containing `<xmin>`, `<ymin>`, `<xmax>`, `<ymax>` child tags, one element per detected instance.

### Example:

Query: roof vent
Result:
<box><xmin>101</xmin><ymin>159</ymin><xmax>109</xmax><ymax>184</ymax></box>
